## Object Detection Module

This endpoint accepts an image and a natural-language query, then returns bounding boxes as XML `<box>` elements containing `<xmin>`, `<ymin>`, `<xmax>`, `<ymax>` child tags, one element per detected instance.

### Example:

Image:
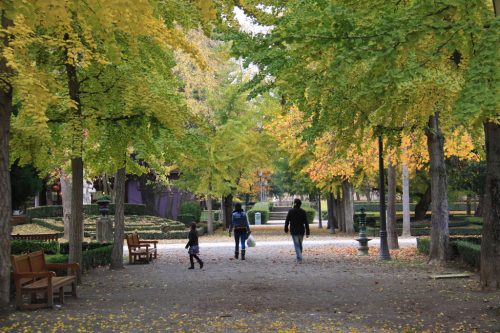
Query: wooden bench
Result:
<box><xmin>11</xmin><ymin>250</ymin><xmax>79</xmax><ymax>310</ymax></box>
<box><xmin>126</xmin><ymin>233</ymin><xmax>158</xmax><ymax>264</ymax></box>
<box><xmin>11</xmin><ymin>233</ymin><xmax>59</xmax><ymax>242</ymax></box>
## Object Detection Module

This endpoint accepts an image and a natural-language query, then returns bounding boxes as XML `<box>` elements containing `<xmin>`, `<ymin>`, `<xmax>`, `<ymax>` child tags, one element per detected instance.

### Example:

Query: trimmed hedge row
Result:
<box><xmin>247</xmin><ymin>202</ymin><xmax>270</xmax><ymax>225</ymax></box>
<box><xmin>354</xmin><ymin>202</ymin><xmax>477</xmax><ymax>212</ymax></box>
<box><xmin>200</xmin><ymin>210</ymin><xmax>220</xmax><ymax>222</ymax></box>
<box><xmin>27</xmin><ymin>203</ymin><xmax>146</xmax><ymax>218</ymax></box>
<box><xmin>11</xmin><ymin>240</ymin><xmax>59</xmax><ymax>255</ymax></box>
<box><xmin>366</xmin><ymin>226</ymin><xmax>482</xmax><ymax>237</ymax></box>
<box><xmin>59</xmin><ymin>242</ymin><xmax>112</xmax><ymax>255</ymax></box>
<box><xmin>452</xmin><ymin>240</ymin><xmax>481</xmax><ymax>269</ymax></box>
<box><xmin>46</xmin><ymin>244</ymin><xmax>113</xmax><ymax>271</ymax></box>
<box><xmin>32</xmin><ymin>218</ymin><xmax>64</xmax><ymax>232</ymax></box>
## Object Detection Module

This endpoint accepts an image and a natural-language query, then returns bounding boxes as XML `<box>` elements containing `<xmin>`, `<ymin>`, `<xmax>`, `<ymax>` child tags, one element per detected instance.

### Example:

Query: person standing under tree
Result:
<box><xmin>229</xmin><ymin>203</ymin><xmax>251</xmax><ymax>260</ymax></box>
<box><xmin>284</xmin><ymin>198</ymin><xmax>310</xmax><ymax>263</ymax></box>
<box><xmin>186</xmin><ymin>222</ymin><xmax>204</xmax><ymax>269</ymax></box>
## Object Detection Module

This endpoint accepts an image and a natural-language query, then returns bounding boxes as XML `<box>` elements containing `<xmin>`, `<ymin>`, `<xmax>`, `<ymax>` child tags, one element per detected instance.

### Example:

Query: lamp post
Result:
<box><xmin>378</xmin><ymin>133</ymin><xmax>391</xmax><ymax>260</ymax></box>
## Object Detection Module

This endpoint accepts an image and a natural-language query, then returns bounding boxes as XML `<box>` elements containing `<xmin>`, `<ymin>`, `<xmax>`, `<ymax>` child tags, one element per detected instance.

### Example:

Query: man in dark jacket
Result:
<box><xmin>284</xmin><ymin>198</ymin><xmax>310</xmax><ymax>263</ymax></box>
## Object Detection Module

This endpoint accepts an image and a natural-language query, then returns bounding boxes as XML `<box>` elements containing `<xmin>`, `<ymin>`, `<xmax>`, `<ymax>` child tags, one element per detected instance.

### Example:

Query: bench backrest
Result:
<box><xmin>11</xmin><ymin>250</ymin><xmax>47</xmax><ymax>286</ymax></box>
<box><xmin>126</xmin><ymin>234</ymin><xmax>136</xmax><ymax>247</ymax></box>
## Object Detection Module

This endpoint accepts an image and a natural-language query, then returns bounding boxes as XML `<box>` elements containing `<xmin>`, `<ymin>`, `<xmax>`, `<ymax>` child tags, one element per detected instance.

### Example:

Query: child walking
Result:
<box><xmin>185</xmin><ymin>222</ymin><xmax>204</xmax><ymax>269</ymax></box>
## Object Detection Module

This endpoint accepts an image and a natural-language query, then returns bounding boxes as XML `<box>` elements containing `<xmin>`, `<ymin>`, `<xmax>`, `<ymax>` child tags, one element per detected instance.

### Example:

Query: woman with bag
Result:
<box><xmin>229</xmin><ymin>203</ymin><xmax>251</xmax><ymax>260</ymax></box>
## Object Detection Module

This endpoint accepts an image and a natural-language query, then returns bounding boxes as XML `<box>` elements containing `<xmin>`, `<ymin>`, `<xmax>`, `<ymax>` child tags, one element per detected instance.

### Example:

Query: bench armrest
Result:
<box><xmin>46</xmin><ymin>263</ymin><xmax>80</xmax><ymax>275</ymax></box>
<box><xmin>129</xmin><ymin>244</ymin><xmax>150</xmax><ymax>249</ymax></box>
<box><xmin>15</xmin><ymin>271</ymin><xmax>55</xmax><ymax>279</ymax></box>
<box><xmin>139</xmin><ymin>240</ymin><xmax>158</xmax><ymax>244</ymax></box>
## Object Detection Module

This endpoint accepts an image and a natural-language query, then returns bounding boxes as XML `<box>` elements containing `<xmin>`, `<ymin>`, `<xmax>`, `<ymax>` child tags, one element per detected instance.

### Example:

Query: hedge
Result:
<box><xmin>416</xmin><ymin>237</ymin><xmax>430</xmax><ymax>254</ymax></box>
<box><xmin>304</xmin><ymin>207</ymin><xmax>316</xmax><ymax>224</ymax></box>
<box><xmin>452</xmin><ymin>240</ymin><xmax>481</xmax><ymax>269</ymax></box>
<box><xmin>180</xmin><ymin>202</ymin><xmax>202</xmax><ymax>222</ymax></box>
<box><xmin>247</xmin><ymin>202</ymin><xmax>270</xmax><ymax>225</ymax></box>
<box><xmin>353</xmin><ymin>202</ymin><xmax>477</xmax><ymax>212</ymax></box>
<box><xmin>59</xmin><ymin>242</ymin><xmax>112</xmax><ymax>255</ymax></box>
<box><xmin>47</xmin><ymin>245</ymin><xmax>113</xmax><ymax>271</ymax></box>
<box><xmin>177</xmin><ymin>213</ymin><xmax>196</xmax><ymax>226</ymax></box>
<box><xmin>11</xmin><ymin>240</ymin><xmax>59</xmax><ymax>255</ymax></box>
<box><xmin>27</xmin><ymin>203</ymin><xmax>146</xmax><ymax>219</ymax></box>
<box><xmin>200</xmin><ymin>210</ymin><xmax>220</xmax><ymax>222</ymax></box>
<box><xmin>32</xmin><ymin>218</ymin><xmax>64</xmax><ymax>232</ymax></box>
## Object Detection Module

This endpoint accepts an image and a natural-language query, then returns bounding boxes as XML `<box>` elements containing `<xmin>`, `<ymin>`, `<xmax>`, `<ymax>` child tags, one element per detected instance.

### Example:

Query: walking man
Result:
<box><xmin>284</xmin><ymin>198</ymin><xmax>310</xmax><ymax>263</ymax></box>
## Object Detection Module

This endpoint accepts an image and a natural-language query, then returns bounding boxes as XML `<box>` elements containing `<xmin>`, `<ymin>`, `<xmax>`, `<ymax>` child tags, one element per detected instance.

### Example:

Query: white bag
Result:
<box><xmin>246</xmin><ymin>234</ymin><xmax>256</xmax><ymax>247</ymax></box>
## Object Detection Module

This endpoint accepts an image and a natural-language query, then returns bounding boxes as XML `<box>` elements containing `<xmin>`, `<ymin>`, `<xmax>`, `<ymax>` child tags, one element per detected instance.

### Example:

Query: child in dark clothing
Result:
<box><xmin>185</xmin><ymin>222</ymin><xmax>204</xmax><ymax>269</ymax></box>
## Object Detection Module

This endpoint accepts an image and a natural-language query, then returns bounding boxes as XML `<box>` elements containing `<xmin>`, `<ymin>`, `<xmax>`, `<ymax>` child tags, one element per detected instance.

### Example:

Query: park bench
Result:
<box><xmin>126</xmin><ymin>233</ymin><xmax>158</xmax><ymax>264</ymax></box>
<box><xmin>11</xmin><ymin>250</ymin><xmax>79</xmax><ymax>310</ymax></box>
<box><xmin>11</xmin><ymin>233</ymin><xmax>59</xmax><ymax>242</ymax></box>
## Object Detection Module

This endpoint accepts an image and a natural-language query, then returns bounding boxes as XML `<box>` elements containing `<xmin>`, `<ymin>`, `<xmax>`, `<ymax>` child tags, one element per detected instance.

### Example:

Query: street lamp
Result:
<box><xmin>378</xmin><ymin>133</ymin><xmax>391</xmax><ymax>260</ymax></box>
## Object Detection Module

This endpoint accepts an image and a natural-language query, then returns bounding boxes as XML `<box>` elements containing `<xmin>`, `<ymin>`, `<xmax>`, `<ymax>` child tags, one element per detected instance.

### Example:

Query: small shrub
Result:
<box><xmin>416</xmin><ymin>237</ymin><xmax>430</xmax><ymax>254</ymax></box>
<box><xmin>303</xmin><ymin>207</ymin><xmax>316</xmax><ymax>224</ymax></box>
<box><xmin>180</xmin><ymin>202</ymin><xmax>202</xmax><ymax>222</ymax></box>
<box><xmin>247</xmin><ymin>202</ymin><xmax>270</xmax><ymax>225</ymax></box>
<box><xmin>177</xmin><ymin>213</ymin><xmax>196</xmax><ymax>226</ymax></box>
<box><xmin>11</xmin><ymin>240</ymin><xmax>59</xmax><ymax>255</ymax></box>
<box><xmin>47</xmin><ymin>245</ymin><xmax>113</xmax><ymax>271</ymax></box>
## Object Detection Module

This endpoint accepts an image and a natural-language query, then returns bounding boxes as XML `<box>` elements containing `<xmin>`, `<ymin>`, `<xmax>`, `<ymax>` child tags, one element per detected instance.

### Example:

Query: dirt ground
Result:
<box><xmin>1</xmin><ymin>229</ymin><xmax>499</xmax><ymax>332</ymax></box>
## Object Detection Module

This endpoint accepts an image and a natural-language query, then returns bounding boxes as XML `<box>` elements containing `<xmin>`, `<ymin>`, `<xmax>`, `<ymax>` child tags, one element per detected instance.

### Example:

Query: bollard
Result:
<box><xmin>356</xmin><ymin>208</ymin><xmax>371</xmax><ymax>255</ymax></box>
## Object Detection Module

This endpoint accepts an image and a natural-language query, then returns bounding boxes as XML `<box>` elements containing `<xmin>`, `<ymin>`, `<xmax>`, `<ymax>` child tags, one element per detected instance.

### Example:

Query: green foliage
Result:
<box><xmin>452</xmin><ymin>241</ymin><xmax>481</xmax><ymax>269</ymax></box>
<box><xmin>177</xmin><ymin>213</ymin><xmax>196</xmax><ymax>226</ymax></box>
<box><xmin>416</xmin><ymin>238</ymin><xmax>430</xmax><ymax>255</ymax></box>
<box><xmin>11</xmin><ymin>240</ymin><xmax>59</xmax><ymax>255</ymax></box>
<box><xmin>180</xmin><ymin>202</ymin><xmax>202</xmax><ymax>222</ymax></box>
<box><xmin>303</xmin><ymin>207</ymin><xmax>316</xmax><ymax>224</ymax></box>
<box><xmin>247</xmin><ymin>202</ymin><xmax>270</xmax><ymax>225</ymax></box>
<box><xmin>10</xmin><ymin>161</ymin><xmax>43</xmax><ymax>210</ymax></box>
<box><xmin>47</xmin><ymin>245</ymin><xmax>113</xmax><ymax>271</ymax></box>
<box><xmin>59</xmin><ymin>242</ymin><xmax>112</xmax><ymax>255</ymax></box>
<box><xmin>447</xmin><ymin>158</ymin><xmax>487</xmax><ymax>197</ymax></box>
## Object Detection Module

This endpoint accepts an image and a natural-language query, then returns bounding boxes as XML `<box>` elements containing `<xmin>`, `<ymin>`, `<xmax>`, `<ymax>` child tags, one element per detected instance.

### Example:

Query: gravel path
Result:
<box><xmin>1</xmin><ymin>234</ymin><xmax>499</xmax><ymax>332</ymax></box>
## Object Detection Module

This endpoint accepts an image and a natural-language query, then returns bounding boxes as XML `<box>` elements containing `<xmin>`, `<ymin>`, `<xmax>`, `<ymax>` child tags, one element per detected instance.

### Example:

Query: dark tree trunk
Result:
<box><xmin>223</xmin><ymin>194</ymin><xmax>233</xmax><ymax>229</ymax></box>
<box><xmin>65</xmin><ymin>40</ymin><xmax>84</xmax><ymax>272</ymax></box>
<box><xmin>317</xmin><ymin>191</ymin><xmax>322</xmax><ymax>229</ymax></box>
<box><xmin>475</xmin><ymin>194</ymin><xmax>483</xmax><ymax>217</ymax></box>
<box><xmin>387</xmin><ymin>162</ymin><xmax>399</xmax><ymax>249</ymax></box>
<box><xmin>327</xmin><ymin>191</ymin><xmax>335</xmax><ymax>233</ymax></box>
<box><xmin>414</xmin><ymin>185</ymin><xmax>431</xmax><ymax>221</ymax></box>
<box><xmin>69</xmin><ymin>158</ymin><xmax>84</xmax><ymax>275</ymax></box>
<box><xmin>111</xmin><ymin>167</ymin><xmax>126</xmax><ymax>270</ymax></box>
<box><xmin>480</xmin><ymin>122</ymin><xmax>500</xmax><ymax>290</ymax></box>
<box><xmin>207</xmin><ymin>194</ymin><xmax>213</xmax><ymax>234</ymax></box>
<box><xmin>0</xmin><ymin>9</ymin><xmax>13</xmax><ymax>310</ymax></box>
<box><xmin>466</xmin><ymin>193</ymin><xmax>472</xmax><ymax>216</ymax></box>
<box><xmin>335</xmin><ymin>188</ymin><xmax>344</xmax><ymax>232</ymax></box>
<box><xmin>425</xmin><ymin>113</ymin><xmax>449</xmax><ymax>263</ymax></box>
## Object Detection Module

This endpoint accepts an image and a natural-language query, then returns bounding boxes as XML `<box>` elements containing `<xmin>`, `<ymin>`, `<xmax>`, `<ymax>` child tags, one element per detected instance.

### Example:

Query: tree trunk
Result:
<box><xmin>480</xmin><ymin>121</ymin><xmax>500</xmax><ymax>290</ymax></box>
<box><xmin>111</xmin><ymin>167</ymin><xmax>126</xmax><ymax>270</ymax></box>
<box><xmin>223</xmin><ymin>194</ymin><xmax>233</xmax><ymax>229</ymax></box>
<box><xmin>207</xmin><ymin>194</ymin><xmax>213</xmax><ymax>234</ymax></box>
<box><xmin>65</xmin><ymin>41</ymin><xmax>84</xmax><ymax>272</ymax></box>
<box><xmin>0</xmin><ymin>9</ymin><xmax>13</xmax><ymax>310</ymax></box>
<box><xmin>425</xmin><ymin>112</ymin><xmax>449</xmax><ymax>263</ymax></box>
<box><xmin>466</xmin><ymin>193</ymin><xmax>472</xmax><ymax>216</ymax></box>
<box><xmin>61</xmin><ymin>169</ymin><xmax>72</xmax><ymax>240</ymax></box>
<box><xmin>327</xmin><ymin>191</ymin><xmax>335</xmax><ymax>233</ymax></box>
<box><xmin>342</xmin><ymin>181</ymin><xmax>355</xmax><ymax>233</ymax></box>
<box><xmin>387</xmin><ymin>162</ymin><xmax>399</xmax><ymax>249</ymax></box>
<box><xmin>402</xmin><ymin>164</ymin><xmax>411</xmax><ymax>237</ymax></box>
<box><xmin>414</xmin><ymin>185</ymin><xmax>431</xmax><ymax>221</ymax></box>
<box><xmin>69</xmin><ymin>158</ymin><xmax>84</xmax><ymax>273</ymax></box>
<box><xmin>317</xmin><ymin>191</ymin><xmax>322</xmax><ymax>229</ymax></box>
<box><xmin>334</xmin><ymin>189</ymin><xmax>344</xmax><ymax>232</ymax></box>
<box><xmin>475</xmin><ymin>194</ymin><xmax>483</xmax><ymax>217</ymax></box>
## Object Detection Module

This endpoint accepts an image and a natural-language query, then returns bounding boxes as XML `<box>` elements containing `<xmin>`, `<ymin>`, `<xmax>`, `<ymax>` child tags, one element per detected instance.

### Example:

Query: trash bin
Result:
<box><xmin>255</xmin><ymin>212</ymin><xmax>261</xmax><ymax>225</ymax></box>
